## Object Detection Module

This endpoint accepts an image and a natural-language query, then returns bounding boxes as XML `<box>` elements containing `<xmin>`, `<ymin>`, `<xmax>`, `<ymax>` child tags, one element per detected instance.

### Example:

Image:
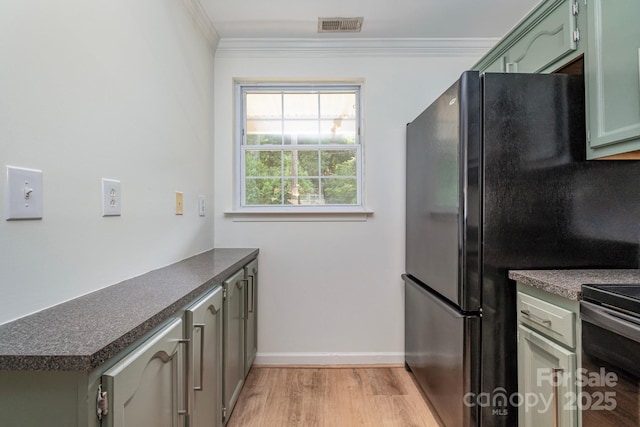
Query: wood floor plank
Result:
<box><xmin>226</xmin><ymin>367</ymin><xmax>442</xmax><ymax>427</ymax></box>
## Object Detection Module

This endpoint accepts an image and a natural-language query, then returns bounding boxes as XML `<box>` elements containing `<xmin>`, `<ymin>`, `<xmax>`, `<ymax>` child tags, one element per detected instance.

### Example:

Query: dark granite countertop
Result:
<box><xmin>509</xmin><ymin>269</ymin><xmax>640</xmax><ymax>301</ymax></box>
<box><xmin>0</xmin><ymin>248</ymin><xmax>258</xmax><ymax>372</ymax></box>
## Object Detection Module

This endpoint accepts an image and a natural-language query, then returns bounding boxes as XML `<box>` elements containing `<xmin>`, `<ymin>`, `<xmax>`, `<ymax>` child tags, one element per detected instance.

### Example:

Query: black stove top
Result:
<box><xmin>582</xmin><ymin>284</ymin><xmax>640</xmax><ymax>316</ymax></box>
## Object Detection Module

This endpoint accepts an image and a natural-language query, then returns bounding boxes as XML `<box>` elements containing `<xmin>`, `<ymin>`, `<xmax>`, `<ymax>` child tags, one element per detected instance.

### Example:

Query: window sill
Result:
<box><xmin>224</xmin><ymin>207</ymin><xmax>374</xmax><ymax>222</ymax></box>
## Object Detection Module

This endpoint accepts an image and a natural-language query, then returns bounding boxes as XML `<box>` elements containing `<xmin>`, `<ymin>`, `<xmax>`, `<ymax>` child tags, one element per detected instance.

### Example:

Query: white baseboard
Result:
<box><xmin>254</xmin><ymin>352</ymin><xmax>405</xmax><ymax>366</ymax></box>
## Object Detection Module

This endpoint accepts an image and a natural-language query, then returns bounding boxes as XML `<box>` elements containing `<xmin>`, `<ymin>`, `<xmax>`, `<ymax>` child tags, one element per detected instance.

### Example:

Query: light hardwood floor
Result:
<box><xmin>226</xmin><ymin>367</ymin><xmax>443</xmax><ymax>427</ymax></box>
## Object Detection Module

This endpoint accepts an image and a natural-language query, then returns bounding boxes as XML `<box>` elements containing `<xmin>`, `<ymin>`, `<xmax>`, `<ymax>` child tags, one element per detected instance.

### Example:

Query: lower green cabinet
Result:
<box><xmin>222</xmin><ymin>269</ymin><xmax>246</xmax><ymax>424</ymax></box>
<box><xmin>518</xmin><ymin>325</ymin><xmax>577</xmax><ymax>427</ymax></box>
<box><xmin>102</xmin><ymin>318</ymin><xmax>187</xmax><ymax>427</ymax></box>
<box><xmin>517</xmin><ymin>285</ymin><xmax>580</xmax><ymax>427</ymax></box>
<box><xmin>186</xmin><ymin>287</ymin><xmax>224</xmax><ymax>427</ymax></box>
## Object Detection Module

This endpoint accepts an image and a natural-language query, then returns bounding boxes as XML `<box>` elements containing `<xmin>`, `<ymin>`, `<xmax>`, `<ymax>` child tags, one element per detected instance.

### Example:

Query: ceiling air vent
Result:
<box><xmin>318</xmin><ymin>17</ymin><xmax>363</xmax><ymax>33</ymax></box>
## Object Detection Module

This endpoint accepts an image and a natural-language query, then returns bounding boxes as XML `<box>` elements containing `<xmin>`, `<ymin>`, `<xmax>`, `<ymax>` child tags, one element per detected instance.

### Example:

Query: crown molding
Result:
<box><xmin>215</xmin><ymin>37</ymin><xmax>498</xmax><ymax>58</ymax></box>
<box><xmin>180</xmin><ymin>0</ymin><xmax>220</xmax><ymax>51</ymax></box>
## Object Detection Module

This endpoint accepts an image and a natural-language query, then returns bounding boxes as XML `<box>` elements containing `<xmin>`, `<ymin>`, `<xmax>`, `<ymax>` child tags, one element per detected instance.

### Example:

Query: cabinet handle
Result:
<box><xmin>242</xmin><ymin>279</ymin><xmax>250</xmax><ymax>320</ymax></box>
<box><xmin>552</xmin><ymin>367</ymin><xmax>564</xmax><ymax>427</ymax></box>
<box><xmin>249</xmin><ymin>275</ymin><xmax>255</xmax><ymax>314</ymax></box>
<box><xmin>520</xmin><ymin>309</ymin><xmax>552</xmax><ymax>327</ymax></box>
<box><xmin>177</xmin><ymin>339</ymin><xmax>191</xmax><ymax>416</ymax></box>
<box><xmin>193</xmin><ymin>324</ymin><xmax>205</xmax><ymax>392</ymax></box>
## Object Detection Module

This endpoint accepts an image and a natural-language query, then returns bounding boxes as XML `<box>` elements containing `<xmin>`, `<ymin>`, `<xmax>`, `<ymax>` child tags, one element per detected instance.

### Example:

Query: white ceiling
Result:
<box><xmin>200</xmin><ymin>0</ymin><xmax>541</xmax><ymax>39</ymax></box>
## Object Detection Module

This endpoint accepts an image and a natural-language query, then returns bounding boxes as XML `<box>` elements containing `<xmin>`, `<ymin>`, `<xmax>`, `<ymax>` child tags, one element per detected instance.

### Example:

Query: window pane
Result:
<box><xmin>320</xmin><ymin>150</ymin><xmax>357</xmax><ymax>176</ymax></box>
<box><xmin>245</xmin><ymin>150</ymin><xmax>282</xmax><ymax>177</ymax></box>
<box><xmin>246</xmin><ymin>133</ymin><xmax>283</xmax><ymax>145</ymax></box>
<box><xmin>320</xmin><ymin>119</ymin><xmax>356</xmax><ymax>144</ymax></box>
<box><xmin>246</xmin><ymin>93</ymin><xmax>282</xmax><ymax>119</ymax></box>
<box><xmin>283</xmin><ymin>150</ymin><xmax>319</xmax><ymax>176</ymax></box>
<box><xmin>245</xmin><ymin>178</ymin><xmax>283</xmax><ymax>205</ymax></box>
<box><xmin>322</xmin><ymin>178</ymin><xmax>358</xmax><ymax>204</ymax></box>
<box><xmin>246</xmin><ymin>120</ymin><xmax>282</xmax><ymax>146</ymax></box>
<box><xmin>284</xmin><ymin>120</ymin><xmax>319</xmax><ymax>137</ymax></box>
<box><xmin>286</xmin><ymin>178</ymin><xmax>320</xmax><ymax>205</ymax></box>
<box><xmin>320</xmin><ymin>93</ymin><xmax>356</xmax><ymax>119</ymax></box>
<box><xmin>283</xmin><ymin>93</ymin><xmax>318</xmax><ymax>119</ymax></box>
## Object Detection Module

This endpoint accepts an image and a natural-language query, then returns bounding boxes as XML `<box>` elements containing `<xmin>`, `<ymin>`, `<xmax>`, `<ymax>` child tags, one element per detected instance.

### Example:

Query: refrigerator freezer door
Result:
<box><xmin>404</xmin><ymin>275</ymin><xmax>480</xmax><ymax>427</ymax></box>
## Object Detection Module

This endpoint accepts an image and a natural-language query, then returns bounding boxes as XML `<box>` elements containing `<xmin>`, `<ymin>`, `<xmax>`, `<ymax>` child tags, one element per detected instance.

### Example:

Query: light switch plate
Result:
<box><xmin>5</xmin><ymin>166</ymin><xmax>43</xmax><ymax>220</ymax></box>
<box><xmin>198</xmin><ymin>195</ymin><xmax>205</xmax><ymax>216</ymax></box>
<box><xmin>175</xmin><ymin>192</ymin><xmax>183</xmax><ymax>215</ymax></box>
<box><xmin>102</xmin><ymin>179</ymin><xmax>121</xmax><ymax>216</ymax></box>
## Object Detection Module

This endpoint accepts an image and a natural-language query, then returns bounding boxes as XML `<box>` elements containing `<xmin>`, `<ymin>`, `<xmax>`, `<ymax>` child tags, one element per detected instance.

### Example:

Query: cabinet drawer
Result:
<box><xmin>517</xmin><ymin>292</ymin><xmax>575</xmax><ymax>348</ymax></box>
<box><xmin>505</xmin><ymin>0</ymin><xmax>577</xmax><ymax>73</ymax></box>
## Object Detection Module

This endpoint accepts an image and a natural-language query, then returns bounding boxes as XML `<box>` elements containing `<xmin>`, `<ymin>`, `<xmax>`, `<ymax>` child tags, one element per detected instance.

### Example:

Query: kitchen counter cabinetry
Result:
<box><xmin>509</xmin><ymin>269</ymin><xmax>640</xmax><ymax>427</ymax></box>
<box><xmin>516</xmin><ymin>284</ymin><xmax>579</xmax><ymax>427</ymax></box>
<box><xmin>0</xmin><ymin>248</ymin><xmax>258</xmax><ymax>427</ymax></box>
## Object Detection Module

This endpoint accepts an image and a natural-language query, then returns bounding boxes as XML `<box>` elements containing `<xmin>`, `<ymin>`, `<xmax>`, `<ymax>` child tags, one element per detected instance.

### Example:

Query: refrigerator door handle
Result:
<box><xmin>402</xmin><ymin>274</ymin><xmax>465</xmax><ymax>319</ymax></box>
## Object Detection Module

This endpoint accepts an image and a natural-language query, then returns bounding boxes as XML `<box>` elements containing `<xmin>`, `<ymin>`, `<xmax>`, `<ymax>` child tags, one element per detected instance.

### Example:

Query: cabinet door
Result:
<box><xmin>186</xmin><ymin>287</ymin><xmax>223</xmax><ymax>427</ymax></box>
<box><xmin>223</xmin><ymin>269</ymin><xmax>245</xmax><ymax>423</ymax></box>
<box><xmin>102</xmin><ymin>319</ymin><xmax>186</xmax><ymax>427</ymax></box>
<box><xmin>505</xmin><ymin>0</ymin><xmax>578</xmax><ymax>73</ymax></box>
<box><xmin>586</xmin><ymin>0</ymin><xmax>640</xmax><ymax>158</ymax></box>
<box><xmin>244</xmin><ymin>259</ymin><xmax>258</xmax><ymax>377</ymax></box>
<box><xmin>518</xmin><ymin>325</ymin><xmax>577</xmax><ymax>427</ymax></box>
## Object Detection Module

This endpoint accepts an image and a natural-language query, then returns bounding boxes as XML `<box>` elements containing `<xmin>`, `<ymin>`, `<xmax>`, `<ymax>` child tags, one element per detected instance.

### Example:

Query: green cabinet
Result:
<box><xmin>585</xmin><ymin>0</ymin><xmax>640</xmax><ymax>158</ymax></box>
<box><xmin>474</xmin><ymin>0</ymin><xmax>583</xmax><ymax>74</ymax></box>
<box><xmin>186</xmin><ymin>287</ymin><xmax>224</xmax><ymax>427</ymax></box>
<box><xmin>517</xmin><ymin>285</ymin><xmax>580</xmax><ymax>427</ymax></box>
<box><xmin>222</xmin><ymin>269</ymin><xmax>246</xmax><ymax>424</ymax></box>
<box><xmin>504</xmin><ymin>0</ymin><xmax>579</xmax><ymax>73</ymax></box>
<box><xmin>244</xmin><ymin>259</ymin><xmax>258</xmax><ymax>378</ymax></box>
<box><xmin>102</xmin><ymin>318</ymin><xmax>187</xmax><ymax>427</ymax></box>
<box><xmin>518</xmin><ymin>326</ymin><xmax>577</xmax><ymax>427</ymax></box>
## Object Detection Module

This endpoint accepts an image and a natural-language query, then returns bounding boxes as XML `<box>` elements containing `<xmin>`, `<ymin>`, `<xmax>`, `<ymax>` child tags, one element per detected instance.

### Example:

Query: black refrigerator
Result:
<box><xmin>403</xmin><ymin>71</ymin><xmax>640</xmax><ymax>427</ymax></box>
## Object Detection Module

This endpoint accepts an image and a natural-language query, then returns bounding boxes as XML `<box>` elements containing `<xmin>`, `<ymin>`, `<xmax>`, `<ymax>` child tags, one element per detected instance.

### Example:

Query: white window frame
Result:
<box><xmin>234</xmin><ymin>82</ymin><xmax>366</xmax><ymax>214</ymax></box>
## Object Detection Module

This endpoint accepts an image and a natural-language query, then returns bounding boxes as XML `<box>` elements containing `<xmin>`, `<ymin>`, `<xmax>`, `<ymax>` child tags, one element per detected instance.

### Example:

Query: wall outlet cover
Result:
<box><xmin>102</xmin><ymin>179</ymin><xmax>121</xmax><ymax>217</ymax></box>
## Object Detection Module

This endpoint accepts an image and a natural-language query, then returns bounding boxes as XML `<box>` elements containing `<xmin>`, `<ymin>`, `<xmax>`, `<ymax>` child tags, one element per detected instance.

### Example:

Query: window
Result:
<box><xmin>237</xmin><ymin>83</ymin><xmax>363</xmax><ymax>210</ymax></box>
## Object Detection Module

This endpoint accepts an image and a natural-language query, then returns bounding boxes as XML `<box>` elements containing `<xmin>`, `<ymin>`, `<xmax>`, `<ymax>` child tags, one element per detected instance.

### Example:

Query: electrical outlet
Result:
<box><xmin>198</xmin><ymin>195</ymin><xmax>205</xmax><ymax>216</ymax></box>
<box><xmin>102</xmin><ymin>179</ymin><xmax>121</xmax><ymax>216</ymax></box>
<box><xmin>5</xmin><ymin>166</ymin><xmax>43</xmax><ymax>220</ymax></box>
<box><xmin>175</xmin><ymin>192</ymin><xmax>183</xmax><ymax>215</ymax></box>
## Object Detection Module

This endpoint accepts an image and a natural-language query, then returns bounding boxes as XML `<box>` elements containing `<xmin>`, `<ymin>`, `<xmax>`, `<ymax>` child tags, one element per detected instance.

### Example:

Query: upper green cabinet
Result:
<box><xmin>474</xmin><ymin>0</ymin><xmax>583</xmax><ymax>74</ymax></box>
<box><xmin>504</xmin><ymin>0</ymin><xmax>578</xmax><ymax>73</ymax></box>
<box><xmin>585</xmin><ymin>0</ymin><xmax>640</xmax><ymax>158</ymax></box>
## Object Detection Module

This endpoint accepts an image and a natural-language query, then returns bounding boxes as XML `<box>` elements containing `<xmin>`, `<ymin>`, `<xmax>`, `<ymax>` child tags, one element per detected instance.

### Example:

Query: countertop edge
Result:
<box><xmin>509</xmin><ymin>269</ymin><xmax>640</xmax><ymax>302</ymax></box>
<box><xmin>0</xmin><ymin>248</ymin><xmax>259</xmax><ymax>372</ymax></box>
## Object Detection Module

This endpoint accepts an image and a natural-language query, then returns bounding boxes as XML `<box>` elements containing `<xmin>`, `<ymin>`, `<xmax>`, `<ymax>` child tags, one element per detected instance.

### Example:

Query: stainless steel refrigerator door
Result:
<box><xmin>404</xmin><ymin>274</ymin><xmax>480</xmax><ymax>427</ymax></box>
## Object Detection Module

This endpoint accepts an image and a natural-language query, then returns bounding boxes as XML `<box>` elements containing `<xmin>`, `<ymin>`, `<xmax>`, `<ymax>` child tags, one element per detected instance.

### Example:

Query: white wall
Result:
<box><xmin>213</xmin><ymin>46</ymin><xmax>480</xmax><ymax>364</ymax></box>
<box><xmin>0</xmin><ymin>0</ymin><xmax>216</xmax><ymax>324</ymax></box>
